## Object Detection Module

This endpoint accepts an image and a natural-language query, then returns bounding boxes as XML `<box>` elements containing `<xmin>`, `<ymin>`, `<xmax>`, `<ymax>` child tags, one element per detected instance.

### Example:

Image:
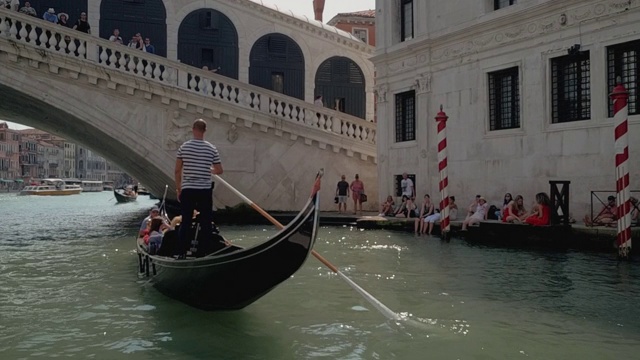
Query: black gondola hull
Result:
<box><xmin>114</xmin><ymin>189</ymin><xmax>137</xmax><ymax>203</ymax></box>
<box><xmin>137</xmin><ymin>194</ymin><xmax>319</xmax><ymax>311</ymax></box>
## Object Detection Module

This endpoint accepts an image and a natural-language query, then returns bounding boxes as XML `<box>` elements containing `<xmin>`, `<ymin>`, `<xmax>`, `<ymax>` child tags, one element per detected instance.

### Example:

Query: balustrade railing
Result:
<box><xmin>0</xmin><ymin>8</ymin><xmax>376</xmax><ymax>148</ymax></box>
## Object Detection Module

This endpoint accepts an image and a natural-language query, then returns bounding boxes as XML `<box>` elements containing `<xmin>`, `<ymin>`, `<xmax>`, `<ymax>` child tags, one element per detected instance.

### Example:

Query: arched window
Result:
<box><xmin>178</xmin><ymin>9</ymin><xmax>239</xmax><ymax>79</ymax></box>
<box><xmin>315</xmin><ymin>57</ymin><xmax>366</xmax><ymax>118</ymax></box>
<box><xmin>249</xmin><ymin>34</ymin><xmax>305</xmax><ymax>100</ymax></box>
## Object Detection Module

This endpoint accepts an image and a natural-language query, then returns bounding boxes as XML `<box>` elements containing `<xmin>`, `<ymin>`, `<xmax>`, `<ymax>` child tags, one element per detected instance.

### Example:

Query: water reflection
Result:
<box><xmin>1</xmin><ymin>192</ymin><xmax>640</xmax><ymax>359</ymax></box>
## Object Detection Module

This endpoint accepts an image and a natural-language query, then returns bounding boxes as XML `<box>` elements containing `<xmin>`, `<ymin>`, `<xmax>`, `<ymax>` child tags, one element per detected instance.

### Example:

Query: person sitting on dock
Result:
<box><xmin>378</xmin><ymin>195</ymin><xmax>395</xmax><ymax>217</ymax></box>
<box><xmin>422</xmin><ymin>196</ymin><xmax>459</xmax><ymax>235</ymax></box>
<box><xmin>414</xmin><ymin>194</ymin><xmax>435</xmax><ymax>234</ymax></box>
<box><xmin>394</xmin><ymin>195</ymin><xmax>417</xmax><ymax>218</ymax></box>
<box><xmin>461</xmin><ymin>196</ymin><xmax>488</xmax><ymax>230</ymax></box>
<box><xmin>503</xmin><ymin>195</ymin><xmax>528</xmax><ymax>223</ymax></box>
<box><xmin>496</xmin><ymin>193</ymin><xmax>513</xmax><ymax>220</ymax></box>
<box><xmin>525</xmin><ymin>192</ymin><xmax>551</xmax><ymax>226</ymax></box>
<box><xmin>583</xmin><ymin>195</ymin><xmax>617</xmax><ymax>227</ymax></box>
<box><xmin>466</xmin><ymin>194</ymin><xmax>481</xmax><ymax>218</ymax></box>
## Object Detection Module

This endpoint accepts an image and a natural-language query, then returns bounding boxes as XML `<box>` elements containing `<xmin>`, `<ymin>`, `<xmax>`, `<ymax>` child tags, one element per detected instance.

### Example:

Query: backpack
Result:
<box><xmin>487</xmin><ymin>205</ymin><xmax>500</xmax><ymax>220</ymax></box>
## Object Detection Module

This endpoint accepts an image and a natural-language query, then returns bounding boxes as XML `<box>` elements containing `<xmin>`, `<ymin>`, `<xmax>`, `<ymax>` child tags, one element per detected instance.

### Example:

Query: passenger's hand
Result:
<box><xmin>176</xmin><ymin>189</ymin><xmax>181</xmax><ymax>202</ymax></box>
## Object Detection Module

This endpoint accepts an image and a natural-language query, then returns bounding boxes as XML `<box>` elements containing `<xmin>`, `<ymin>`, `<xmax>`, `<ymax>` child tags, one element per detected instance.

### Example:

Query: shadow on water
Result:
<box><xmin>139</xmin><ymin>290</ymin><xmax>297</xmax><ymax>359</ymax></box>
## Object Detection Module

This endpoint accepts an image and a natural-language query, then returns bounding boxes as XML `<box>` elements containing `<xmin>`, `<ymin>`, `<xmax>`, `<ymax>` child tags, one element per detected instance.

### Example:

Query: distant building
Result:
<box><xmin>38</xmin><ymin>141</ymin><xmax>63</xmax><ymax>178</ymax></box>
<box><xmin>327</xmin><ymin>10</ymin><xmax>376</xmax><ymax>46</ymax></box>
<box><xmin>0</xmin><ymin>122</ymin><xmax>21</xmax><ymax>183</ymax></box>
<box><xmin>20</xmin><ymin>137</ymin><xmax>38</xmax><ymax>179</ymax></box>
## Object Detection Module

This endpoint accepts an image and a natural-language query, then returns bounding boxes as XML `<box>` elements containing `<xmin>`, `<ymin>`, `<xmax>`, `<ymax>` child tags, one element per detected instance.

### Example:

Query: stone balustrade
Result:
<box><xmin>0</xmin><ymin>8</ymin><xmax>376</xmax><ymax>152</ymax></box>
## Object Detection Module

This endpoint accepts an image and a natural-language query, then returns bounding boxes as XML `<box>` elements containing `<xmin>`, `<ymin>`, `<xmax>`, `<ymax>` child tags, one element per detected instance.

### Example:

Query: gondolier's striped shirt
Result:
<box><xmin>177</xmin><ymin>139</ymin><xmax>221</xmax><ymax>190</ymax></box>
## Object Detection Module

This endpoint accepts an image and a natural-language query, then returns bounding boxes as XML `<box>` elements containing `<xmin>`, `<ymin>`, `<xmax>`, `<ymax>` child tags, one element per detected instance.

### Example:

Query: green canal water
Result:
<box><xmin>0</xmin><ymin>191</ymin><xmax>638</xmax><ymax>359</ymax></box>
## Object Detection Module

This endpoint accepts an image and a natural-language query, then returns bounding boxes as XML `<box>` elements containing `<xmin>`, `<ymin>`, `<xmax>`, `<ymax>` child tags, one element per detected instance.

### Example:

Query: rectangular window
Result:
<box><xmin>271</xmin><ymin>72</ymin><xmax>284</xmax><ymax>93</ymax></box>
<box><xmin>607</xmin><ymin>39</ymin><xmax>640</xmax><ymax>117</ymax></box>
<box><xmin>551</xmin><ymin>51</ymin><xmax>591</xmax><ymax>123</ymax></box>
<box><xmin>395</xmin><ymin>90</ymin><xmax>416</xmax><ymax>142</ymax></box>
<box><xmin>353</xmin><ymin>28</ymin><xmax>368</xmax><ymax>43</ymax></box>
<box><xmin>401</xmin><ymin>0</ymin><xmax>413</xmax><ymax>42</ymax></box>
<box><xmin>488</xmin><ymin>67</ymin><xmax>520</xmax><ymax>130</ymax></box>
<box><xmin>494</xmin><ymin>0</ymin><xmax>517</xmax><ymax>10</ymax></box>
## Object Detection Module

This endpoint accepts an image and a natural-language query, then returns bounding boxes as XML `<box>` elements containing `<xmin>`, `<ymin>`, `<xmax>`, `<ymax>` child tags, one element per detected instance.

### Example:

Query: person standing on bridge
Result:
<box><xmin>175</xmin><ymin>119</ymin><xmax>224</xmax><ymax>257</ymax></box>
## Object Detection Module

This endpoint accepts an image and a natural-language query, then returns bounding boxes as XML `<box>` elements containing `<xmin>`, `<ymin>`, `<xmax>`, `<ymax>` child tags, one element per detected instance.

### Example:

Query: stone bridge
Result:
<box><xmin>0</xmin><ymin>8</ymin><xmax>378</xmax><ymax>211</ymax></box>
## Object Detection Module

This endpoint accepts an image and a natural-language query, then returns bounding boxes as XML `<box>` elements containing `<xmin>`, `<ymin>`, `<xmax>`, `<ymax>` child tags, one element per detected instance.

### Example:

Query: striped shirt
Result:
<box><xmin>177</xmin><ymin>139</ymin><xmax>221</xmax><ymax>190</ymax></box>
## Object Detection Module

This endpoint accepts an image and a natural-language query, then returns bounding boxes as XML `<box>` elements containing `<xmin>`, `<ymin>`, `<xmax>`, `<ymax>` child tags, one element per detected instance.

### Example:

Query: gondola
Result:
<box><xmin>114</xmin><ymin>188</ymin><xmax>137</xmax><ymax>203</ymax></box>
<box><xmin>136</xmin><ymin>191</ymin><xmax>320</xmax><ymax>311</ymax></box>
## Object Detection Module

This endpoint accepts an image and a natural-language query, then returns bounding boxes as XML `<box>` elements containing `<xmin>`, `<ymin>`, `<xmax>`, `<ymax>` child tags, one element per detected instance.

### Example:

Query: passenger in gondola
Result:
<box><xmin>147</xmin><ymin>218</ymin><xmax>166</xmax><ymax>255</ymax></box>
<box><xmin>139</xmin><ymin>206</ymin><xmax>161</xmax><ymax>236</ymax></box>
<box><xmin>525</xmin><ymin>192</ymin><xmax>551</xmax><ymax>226</ymax></box>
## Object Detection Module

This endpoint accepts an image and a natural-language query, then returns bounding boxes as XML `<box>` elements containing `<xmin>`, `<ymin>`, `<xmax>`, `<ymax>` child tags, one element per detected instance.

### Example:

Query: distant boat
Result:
<box><xmin>103</xmin><ymin>181</ymin><xmax>114</xmax><ymax>191</ymax></box>
<box><xmin>19</xmin><ymin>179</ymin><xmax>83</xmax><ymax>196</ymax></box>
<box><xmin>137</xmin><ymin>185</ymin><xmax>150</xmax><ymax>196</ymax></box>
<box><xmin>114</xmin><ymin>188</ymin><xmax>137</xmax><ymax>203</ymax></box>
<box><xmin>81</xmin><ymin>180</ymin><xmax>103</xmax><ymax>193</ymax></box>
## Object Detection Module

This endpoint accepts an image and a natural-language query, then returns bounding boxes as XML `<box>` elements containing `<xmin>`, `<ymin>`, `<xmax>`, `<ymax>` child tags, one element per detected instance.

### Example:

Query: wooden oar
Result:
<box><xmin>212</xmin><ymin>174</ymin><xmax>401</xmax><ymax>321</ymax></box>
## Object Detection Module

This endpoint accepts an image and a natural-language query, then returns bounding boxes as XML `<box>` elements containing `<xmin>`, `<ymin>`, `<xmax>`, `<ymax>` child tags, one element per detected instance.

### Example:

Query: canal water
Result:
<box><xmin>0</xmin><ymin>192</ymin><xmax>639</xmax><ymax>359</ymax></box>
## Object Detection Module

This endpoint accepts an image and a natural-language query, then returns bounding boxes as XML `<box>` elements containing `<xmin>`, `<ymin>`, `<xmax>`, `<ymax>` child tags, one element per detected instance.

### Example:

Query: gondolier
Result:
<box><xmin>175</xmin><ymin>118</ymin><xmax>224</xmax><ymax>257</ymax></box>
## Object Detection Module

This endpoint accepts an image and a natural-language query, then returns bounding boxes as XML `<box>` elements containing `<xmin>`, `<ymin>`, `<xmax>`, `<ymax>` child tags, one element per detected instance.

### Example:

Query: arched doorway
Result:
<box><xmin>249</xmin><ymin>34</ymin><xmax>305</xmax><ymax>100</ymax></box>
<box><xmin>315</xmin><ymin>57</ymin><xmax>366</xmax><ymax>119</ymax></box>
<box><xmin>99</xmin><ymin>0</ymin><xmax>167</xmax><ymax>57</ymax></box>
<box><xmin>178</xmin><ymin>9</ymin><xmax>239</xmax><ymax>79</ymax></box>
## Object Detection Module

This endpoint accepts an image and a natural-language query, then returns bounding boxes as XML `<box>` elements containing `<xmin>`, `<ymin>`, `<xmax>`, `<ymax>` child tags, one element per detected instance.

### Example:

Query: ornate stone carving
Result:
<box><xmin>165</xmin><ymin>111</ymin><xmax>191</xmax><ymax>150</ymax></box>
<box><xmin>374</xmin><ymin>84</ymin><xmax>388</xmax><ymax>103</ymax></box>
<box><xmin>388</xmin><ymin>56</ymin><xmax>417</xmax><ymax>73</ymax></box>
<box><xmin>227</xmin><ymin>124</ymin><xmax>239</xmax><ymax>144</ymax></box>
<box><xmin>429</xmin><ymin>0</ymin><xmax>638</xmax><ymax>64</ymax></box>
<box><xmin>413</xmin><ymin>73</ymin><xmax>431</xmax><ymax>94</ymax></box>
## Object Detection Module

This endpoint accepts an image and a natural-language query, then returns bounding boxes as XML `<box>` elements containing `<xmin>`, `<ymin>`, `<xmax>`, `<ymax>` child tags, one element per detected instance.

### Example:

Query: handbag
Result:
<box><xmin>334</xmin><ymin>196</ymin><xmax>339</xmax><ymax>204</ymax></box>
<box><xmin>360</xmin><ymin>193</ymin><xmax>368</xmax><ymax>203</ymax></box>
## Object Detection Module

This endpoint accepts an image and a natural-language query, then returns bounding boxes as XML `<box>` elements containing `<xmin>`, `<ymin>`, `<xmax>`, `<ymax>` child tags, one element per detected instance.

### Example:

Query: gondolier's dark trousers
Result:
<box><xmin>179</xmin><ymin>188</ymin><xmax>213</xmax><ymax>254</ymax></box>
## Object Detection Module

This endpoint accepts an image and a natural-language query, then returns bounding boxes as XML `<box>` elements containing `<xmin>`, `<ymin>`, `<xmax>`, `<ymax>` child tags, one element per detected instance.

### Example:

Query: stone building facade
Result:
<box><xmin>373</xmin><ymin>0</ymin><xmax>640</xmax><ymax>216</ymax></box>
<box><xmin>0</xmin><ymin>122</ymin><xmax>20</xmax><ymax>181</ymax></box>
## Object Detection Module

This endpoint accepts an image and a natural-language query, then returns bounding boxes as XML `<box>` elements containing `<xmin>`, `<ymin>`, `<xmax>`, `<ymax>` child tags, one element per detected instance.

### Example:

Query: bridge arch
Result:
<box><xmin>314</xmin><ymin>57</ymin><xmax>366</xmax><ymax>119</ymax></box>
<box><xmin>99</xmin><ymin>0</ymin><xmax>167</xmax><ymax>57</ymax></box>
<box><xmin>177</xmin><ymin>9</ymin><xmax>239</xmax><ymax>79</ymax></box>
<box><xmin>249</xmin><ymin>33</ymin><xmax>305</xmax><ymax>100</ymax></box>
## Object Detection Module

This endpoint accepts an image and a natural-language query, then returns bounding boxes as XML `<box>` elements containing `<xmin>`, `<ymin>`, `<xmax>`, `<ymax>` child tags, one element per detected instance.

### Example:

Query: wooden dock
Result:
<box><xmin>354</xmin><ymin>215</ymin><xmax>640</xmax><ymax>253</ymax></box>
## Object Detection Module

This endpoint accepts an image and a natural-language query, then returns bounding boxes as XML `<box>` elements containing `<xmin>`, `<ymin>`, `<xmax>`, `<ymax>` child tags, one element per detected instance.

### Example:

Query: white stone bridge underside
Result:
<box><xmin>0</xmin><ymin>9</ymin><xmax>377</xmax><ymax>211</ymax></box>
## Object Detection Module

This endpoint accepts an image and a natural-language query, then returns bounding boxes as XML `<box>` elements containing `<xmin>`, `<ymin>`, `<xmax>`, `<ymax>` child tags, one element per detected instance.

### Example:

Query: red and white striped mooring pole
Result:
<box><xmin>435</xmin><ymin>105</ymin><xmax>450</xmax><ymax>239</ymax></box>
<box><xmin>610</xmin><ymin>82</ymin><xmax>632</xmax><ymax>259</ymax></box>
